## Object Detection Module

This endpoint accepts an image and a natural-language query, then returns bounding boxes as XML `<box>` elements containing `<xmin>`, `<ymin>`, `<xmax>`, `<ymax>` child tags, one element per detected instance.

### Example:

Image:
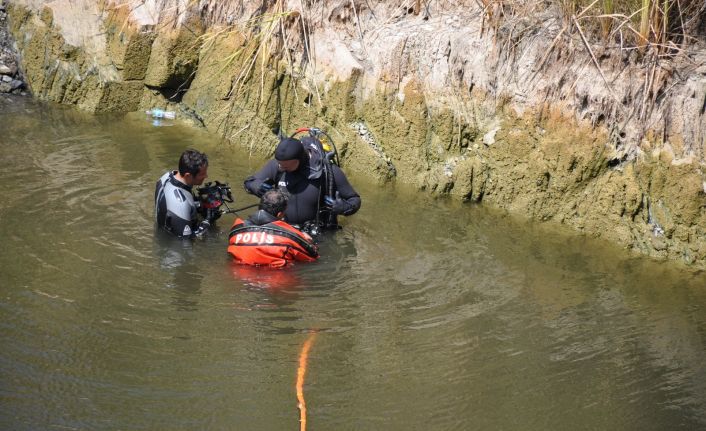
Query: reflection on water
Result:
<box><xmin>1</xmin><ymin>95</ymin><xmax>705</xmax><ymax>430</ymax></box>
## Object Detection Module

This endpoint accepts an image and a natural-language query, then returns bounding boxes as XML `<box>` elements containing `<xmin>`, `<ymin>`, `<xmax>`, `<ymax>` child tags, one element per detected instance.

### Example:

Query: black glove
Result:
<box><xmin>246</xmin><ymin>178</ymin><xmax>273</xmax><ymax>197</ymax></box>
<box><xmin>259</xmin><ymin>181</ymin><xmax>273</xmax><ymax>195</ymax></box>
<box><xmin>206</xmin><ymin>207</ymin><xmax>221</xmax><ymax>223</ymax></box>
<box><xmin>324</xmin><ymin>192</ymin><xmax>347</xmax><ymax>215</ymax></box>
<box><xmin>194</xmin><ymin>220</ymin><xmax>211</xmax><ymax>238</ymax></box>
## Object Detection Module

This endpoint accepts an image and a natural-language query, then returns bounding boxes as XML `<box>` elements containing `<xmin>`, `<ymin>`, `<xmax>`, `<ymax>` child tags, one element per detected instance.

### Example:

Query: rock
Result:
<box><xmin>10</xmin><ymin>79</ymin><xmax>23</xmax><ymax>90</ymax></box>
<box><xmin>0</xmin><ymin>64</ymin><xmax>11</xmax><ymax>74</ymax></box>
<box><xmin>1</xmin><ymin>75</ymin><xmax>10</xmax><ymax>82</ymax></box>
<box><xmin>483</xmin><ymin>126</ymin><xmax>500</xmax><ymax>146</ymax></box>
<box><xmin>651</xmin><ymin>234</ymin><xmax>668</xmax><ymax>251</ymax></box>
<box><xmin>0</xmin><ymin>82</ymin><xmax>11</xmax><ymax>93</ymax></box>
<box><xmin>144</xmin><ymin>27</ymin><xmax>201</xmax><ymax>88</ymax></box>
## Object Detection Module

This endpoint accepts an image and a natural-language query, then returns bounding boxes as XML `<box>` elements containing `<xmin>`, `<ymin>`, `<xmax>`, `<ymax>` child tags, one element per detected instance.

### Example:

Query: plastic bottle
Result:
<box><xmin>145</xmin><ymin>108</ymin><xmax>176</xmax><ymax>120</ymax></box>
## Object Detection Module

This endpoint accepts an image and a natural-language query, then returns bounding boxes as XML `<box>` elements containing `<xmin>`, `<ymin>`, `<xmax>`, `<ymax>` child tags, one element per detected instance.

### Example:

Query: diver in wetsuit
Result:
<box><xmin>155</xmin><ymin>149</ymin><xmax>215</xmax><ymax>238</ymax></box>
<box><xmin>243</xmin><ymin>137</ymin><xmax>361</xmax><ymax>232</ymax></box>
<box><xmin>228</xmin><ymin>189</ymin><xmax>318</xmax><ymax>267</ymax></box>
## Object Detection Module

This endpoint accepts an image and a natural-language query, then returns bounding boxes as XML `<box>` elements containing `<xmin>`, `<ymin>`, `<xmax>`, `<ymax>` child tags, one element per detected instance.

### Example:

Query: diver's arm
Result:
<box><xmin>288</xmin><ymin>229</ymin><xmax>319</xmax><ymax>262</ymax></box>
<box><xmin>164</xmin><ymin>186</ymin><xmax>200</xmax><ymax>238</ymax></box>
<box><xmin>193</xmin><ymin>219</ymin><xmax>211</xmax><ymax>238</ymax></box>
<box><xmin>166</xmin><ymin>210</ymin><xmax>198</xmax><ymax>238</ymax></box>
<box><xmin>331</xmin><ymin>166</ymin><xmax>361</xmax><ymax>216</ymax></box>
<box><xmin>289</xmin><ymin>246</ymin><xmax>319</xmax><ymax>262</ymax></box>
<box><xmin>243</xmin><ymin>161</ymin><xmax>279</xmax><ymax>197</ymax></box>
<box><xmin>286</xmin><ymin>225</ymin><xmax>319</xmax><ymax>262</ymax></box>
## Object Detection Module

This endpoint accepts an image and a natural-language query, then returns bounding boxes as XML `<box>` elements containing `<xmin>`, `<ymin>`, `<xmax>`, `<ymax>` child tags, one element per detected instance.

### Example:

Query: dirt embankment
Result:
<box><xmin>4</xmin><ymin>0</ymin><xmax>706</xmax><ymax>268</ymax></box>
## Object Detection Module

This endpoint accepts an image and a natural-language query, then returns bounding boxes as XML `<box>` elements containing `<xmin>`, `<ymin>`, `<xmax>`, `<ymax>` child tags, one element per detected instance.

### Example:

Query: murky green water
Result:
<box><xmin>1</xmin><ymin>95</ymin><xmax>705</xmax><ymax>430</ymax></box>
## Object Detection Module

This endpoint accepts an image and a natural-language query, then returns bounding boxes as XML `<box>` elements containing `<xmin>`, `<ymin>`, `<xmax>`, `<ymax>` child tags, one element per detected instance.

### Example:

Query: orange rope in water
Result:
<box><xmin>296</xmin><ymin>332</ymin><xmax>317</xmax><ymax>431</ymax></box>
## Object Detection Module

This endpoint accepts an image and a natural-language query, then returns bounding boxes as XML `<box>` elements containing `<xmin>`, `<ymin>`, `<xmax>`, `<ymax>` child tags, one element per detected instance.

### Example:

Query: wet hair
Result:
<box><xmin>178</xmin><ymin>149</ymin><xmax>208</xmax><ymax>176</ymax></box>
<box><xmin>274</xmin><ymin>137</ymin><xmax>305</xmax><ymax>161</ymax></box>
<box><xmin>259</xmin><ymin>189</ymin><xmax>288</xmax><ymax>217</ymax></box>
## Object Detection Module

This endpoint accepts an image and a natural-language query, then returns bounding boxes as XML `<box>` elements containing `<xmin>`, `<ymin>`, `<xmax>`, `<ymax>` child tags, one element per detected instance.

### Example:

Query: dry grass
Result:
<box><xmin>111</xmin><ymin>0</ymin><xmax>703</xmax><ymax>147</ymax></box>
<box><xmin>197</xmin><ymin>2</ymin><xmax>306</xmax><ymax>101</ymax></box>
<box><xmin>474</xmin><ymin>0</ymin><xmax>704</xmax><ymax>59</ymax></box>
<box><xmin>474</xmin><ymin>0</ymin><xmax>704</xmax><ymax>146</ymax></box>
<box><xmin>562</xmin><ymin>0</ymin><xmax>705</xmax><ymax>52</ymax></box>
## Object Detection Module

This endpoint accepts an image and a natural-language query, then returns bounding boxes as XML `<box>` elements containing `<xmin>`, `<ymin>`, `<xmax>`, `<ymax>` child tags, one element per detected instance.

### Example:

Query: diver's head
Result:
<box><xmin>178</xmin><ymin>149</ymin><xmax>208</xmax><ymax>186</ymax></box>
<box><xmin>260</xmin><ymin>189</ymin><xmax>288</xmax><ymax>219</ymax></box>
<box><xmin>274</xmin><ymin>137</ymin><xmax>305</xmax><ymax>172</ymax></box>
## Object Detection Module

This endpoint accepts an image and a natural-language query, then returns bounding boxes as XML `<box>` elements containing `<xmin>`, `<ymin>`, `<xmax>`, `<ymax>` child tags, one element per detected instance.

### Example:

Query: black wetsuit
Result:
<box><xmin>243</xmin><ymin>160</ymin><xmax>361</xmax><ymax>227</ymax></box>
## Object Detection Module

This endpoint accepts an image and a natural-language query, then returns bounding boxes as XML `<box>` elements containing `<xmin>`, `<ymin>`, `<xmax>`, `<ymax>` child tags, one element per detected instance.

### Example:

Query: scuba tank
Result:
<box><xmin>289</xmin><ymin>127</ymin><xmax>340</xmax><ymax>231</ymax></box>
<box><xmin>290</xmin><ymin>127</ymin><xmax>339</xmax><ymax>165</ymax></box>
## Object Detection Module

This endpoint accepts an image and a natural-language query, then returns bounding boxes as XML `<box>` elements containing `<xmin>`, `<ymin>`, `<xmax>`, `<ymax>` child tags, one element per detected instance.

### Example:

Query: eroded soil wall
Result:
<box><xmin>5</xmin><ymin>0</ymin><xmax>706</xmax><ymax>268</ymax></box>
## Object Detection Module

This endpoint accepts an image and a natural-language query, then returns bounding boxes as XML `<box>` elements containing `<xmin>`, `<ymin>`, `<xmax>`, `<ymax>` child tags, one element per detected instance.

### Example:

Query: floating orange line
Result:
<box><xmin>296</xmin><ymin>331</ymin><xmax>317</xmax><ymax>431</ymax></box>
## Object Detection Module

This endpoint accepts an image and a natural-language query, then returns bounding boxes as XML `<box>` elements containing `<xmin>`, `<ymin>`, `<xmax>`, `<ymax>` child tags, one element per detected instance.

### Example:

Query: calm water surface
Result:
<box><xmin>1</xmin><ymin>95</ymin><xmax>705</xmax><ymax>430</ymax></box>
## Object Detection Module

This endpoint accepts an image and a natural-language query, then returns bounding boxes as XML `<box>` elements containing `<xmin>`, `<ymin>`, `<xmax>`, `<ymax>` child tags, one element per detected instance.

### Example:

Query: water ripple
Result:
<box><xmin>2</xmin><ymin>99</ymin><xmax>706</xmax><ymax>430</ymax></box>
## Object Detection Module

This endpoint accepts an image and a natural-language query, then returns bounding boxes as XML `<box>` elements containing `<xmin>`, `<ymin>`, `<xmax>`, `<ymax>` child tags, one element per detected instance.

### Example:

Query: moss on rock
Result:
<box><xmin>144</xmin><ymin>16</ymin><xmax>202</xmax><ymax>90</ymax></box>
<box><xmin>6</xmin><ymin>3</ymin><xmax>144</xmax><ymax>112</ymax></box>
<box><xmin>105</xmin><ymin>7</ymin><xmax>156</xmax><ymax>81</ymax></box>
